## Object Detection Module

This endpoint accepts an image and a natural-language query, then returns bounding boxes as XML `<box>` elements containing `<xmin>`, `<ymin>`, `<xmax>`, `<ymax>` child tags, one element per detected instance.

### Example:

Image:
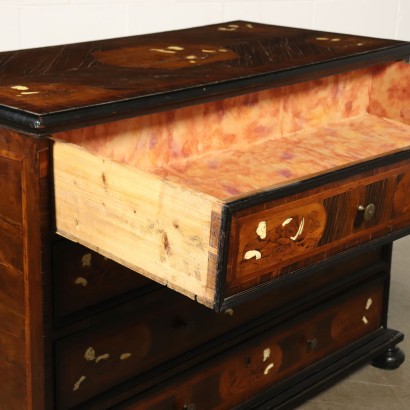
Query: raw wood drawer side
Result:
<box><xmin>53</xmin><ymin>141</ymin><xmax>224</xmax><ymax>308</ymax></box>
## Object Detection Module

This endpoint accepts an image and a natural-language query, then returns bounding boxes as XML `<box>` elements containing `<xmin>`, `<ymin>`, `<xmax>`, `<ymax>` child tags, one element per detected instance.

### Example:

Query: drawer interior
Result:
<box><xmin>52</xmin><ymin>61</ymin><xmax>410</xmax><ymax>308</ymax></box>
<box><xmin>54</xmin><ymin>61</ymin><xmax>410</xmax><ymax>200</ymax></box>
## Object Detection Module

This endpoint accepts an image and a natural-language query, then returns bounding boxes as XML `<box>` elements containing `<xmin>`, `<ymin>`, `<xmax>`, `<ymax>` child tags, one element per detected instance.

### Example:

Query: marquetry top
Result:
<box><xmin>0</xmin><ymin>21</ymin><xmax>409</xmax><ymax>134</ymax></box>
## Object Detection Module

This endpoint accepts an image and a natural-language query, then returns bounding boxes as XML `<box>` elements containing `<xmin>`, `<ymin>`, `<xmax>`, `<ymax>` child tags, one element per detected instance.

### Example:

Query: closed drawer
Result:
<box><xmin>52</xmin><ymin>61</ymin><xmax>410</xmax><ymax>310</ymax></box>
<box><xmin>55</xmin><ymin>247</ymin><xmax>385</xmax><ymax>410</ymax></box>
<box><xmin>53</xmin><ymin>239</ymin><xmax>156</xmax><ymax>321</ymax></box>
<box><xmin>56</xmin><ymin>287</ymin><xmax>284</xmax><ymax>410</ymax></box>
<box><xmin>117</xmin><ymin>280</ymin><xmax>385</xmax><ymax>410</ymax></box>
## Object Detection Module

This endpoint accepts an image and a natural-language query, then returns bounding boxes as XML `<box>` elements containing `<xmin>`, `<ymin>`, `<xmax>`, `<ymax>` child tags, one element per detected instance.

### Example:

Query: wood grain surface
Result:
<box><xmin>116</xmin><ymin>281</ymin><xmax>385</xmax><ymax>410</ymax></box>
<box><xmin>0</xmin><ymin>129</ymin><xmax>51</xmax><ymax>410</ymax></box>
<box><xmin>53</xmin><ymin>140</ymin><xmax>224</xmax><ymax>308</ymax></box>
<box><xmin>0</xmin><ymin>21</ymin><xmax>409</xmax><ymax>133</ymax></box>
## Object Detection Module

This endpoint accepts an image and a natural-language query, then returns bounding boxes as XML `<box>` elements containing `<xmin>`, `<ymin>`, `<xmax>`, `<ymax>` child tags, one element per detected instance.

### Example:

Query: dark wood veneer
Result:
<box><xmin>214</xmin><ymin>157</ymin><xmax>410</xmax><ymax>309</ymax></box>
<box><xmin>0</xmin><ymin>128</ymin><xmax>51</xmax><ymax>410</ymax></box>
<box><xmin>114</xmin><ymin>279</ymin><xmax>385</xmax><ymax>410</ymax></box>
<box><xmin>53</xmin><ymin>239</ymin><xmax>157</xmax><ymax>324</ymax></box>
<box><xmin>54</xmin><ymin>246</ymin><xmax>386</xmax><ymax>410</ymax></box>
<box><xmin>0</xmin><ymin>21</ymin><xmax>409</xmax><ymax>134</ymax></box>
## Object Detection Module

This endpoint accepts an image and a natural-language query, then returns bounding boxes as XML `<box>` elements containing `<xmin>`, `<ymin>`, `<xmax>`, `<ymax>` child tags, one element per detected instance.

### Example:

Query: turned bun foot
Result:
<box><xmin>372</xmin><ymin>346</ymin><xmax>405</xmax><ymax>370</ymax></box>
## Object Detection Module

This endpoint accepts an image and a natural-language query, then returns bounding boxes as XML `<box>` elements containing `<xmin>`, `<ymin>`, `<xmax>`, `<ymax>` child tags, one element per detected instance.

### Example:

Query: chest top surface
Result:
<box><xmin>0</xmin><ymin>21</ymin><xmax>409</xmax><ymax>135</ymax></box>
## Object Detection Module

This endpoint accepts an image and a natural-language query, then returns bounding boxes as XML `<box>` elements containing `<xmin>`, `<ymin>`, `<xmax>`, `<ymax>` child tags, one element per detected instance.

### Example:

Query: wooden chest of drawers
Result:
<box><xmin>0</xmin><ymin>21</ymin><xmax>409</xmax><ymax>409</ymax></box>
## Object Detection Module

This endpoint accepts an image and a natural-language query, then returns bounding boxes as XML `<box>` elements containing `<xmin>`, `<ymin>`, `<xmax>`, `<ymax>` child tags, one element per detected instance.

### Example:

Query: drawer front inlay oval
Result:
<box><xmin>234</xmin><ymin>202</ymin><xmax>327</xmax><ymax>279</ymax></box>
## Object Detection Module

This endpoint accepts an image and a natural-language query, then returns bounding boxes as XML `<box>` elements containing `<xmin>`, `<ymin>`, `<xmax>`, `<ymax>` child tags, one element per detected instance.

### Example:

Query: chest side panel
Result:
<box><xmin>0</xmin><ymin>128</ymin><xmax>51</xmax><ymax>410</ymax></box>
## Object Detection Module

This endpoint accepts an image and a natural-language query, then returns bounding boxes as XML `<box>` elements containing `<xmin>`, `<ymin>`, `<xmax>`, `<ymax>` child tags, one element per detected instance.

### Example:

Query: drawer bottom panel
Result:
<box><xmin>117</xmin><ymin>279</ymin><xmax>385</xmax><ymax>410</ymax></box>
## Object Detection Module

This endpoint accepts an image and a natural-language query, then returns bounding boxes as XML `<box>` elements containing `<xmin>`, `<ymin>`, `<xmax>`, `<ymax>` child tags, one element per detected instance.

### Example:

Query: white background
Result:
<box><xmin>0</xmin><ymin>0</ymin><xmax>409</xmax><ymax>52</ymax></box>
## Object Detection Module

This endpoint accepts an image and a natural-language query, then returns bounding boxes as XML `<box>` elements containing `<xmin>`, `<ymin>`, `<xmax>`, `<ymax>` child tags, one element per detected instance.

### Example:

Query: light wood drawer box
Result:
<box><xmin>52</xmin><ymin>60</ymin><xmax>410</xmax><ymax>311</ymax></box>
<box><xmin>54</xmin><ymin>247</ymin><xmax>385</xmax><ymax>409</ymax></box>
<box><xmin>116</xmin><ymin>279</ymin><xmax>385</xmax><ymax>410</ymax></box>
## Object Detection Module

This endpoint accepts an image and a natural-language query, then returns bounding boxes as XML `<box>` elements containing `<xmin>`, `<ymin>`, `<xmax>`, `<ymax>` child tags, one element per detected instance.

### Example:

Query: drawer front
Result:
<box><xmin>119</xmin><ymin>281</ymin><xmax>385</xmax><ymax>410</ymax></box>
<box><xmin>55</xmin><ymin>247</ymin><xmax>385</xmax><ymax>409</ymax></box>
<box><xmin>53</xmin><ymin>239</ymin><xmax>155</xmax><ymax>321</ymax></box>
<box><xmin>226</xmin><ymin>162</ymin><xmax>407</xmax><ymax>296</ymax></box>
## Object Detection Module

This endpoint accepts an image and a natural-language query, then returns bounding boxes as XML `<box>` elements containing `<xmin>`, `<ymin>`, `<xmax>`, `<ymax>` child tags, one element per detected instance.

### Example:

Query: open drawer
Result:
<box><xmin>53</xmin><ymin>61</ymin><xmax>410</xmax><ymax>310</ymax></box>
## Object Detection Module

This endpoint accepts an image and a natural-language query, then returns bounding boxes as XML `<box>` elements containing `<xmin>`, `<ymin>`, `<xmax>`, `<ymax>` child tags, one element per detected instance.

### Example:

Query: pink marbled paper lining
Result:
<box><xmin>153</xmin><ymin>115</ymin><xmax>410</xmax><ymax>199</ymax></box>
<box><xmin>54</xmin><ymin>61</ymin><xmax>410</xmax><ymax>201</ymax></box>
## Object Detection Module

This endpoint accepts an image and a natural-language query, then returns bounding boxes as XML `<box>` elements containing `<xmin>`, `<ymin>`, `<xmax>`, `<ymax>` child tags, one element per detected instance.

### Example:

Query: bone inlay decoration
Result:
<box><xmin>11</xmin><ymin>85</ymin><xmax>29</xmax><ymax>91</ymax></box>
<box><xmin>149</xmin><ymin>48</ymin><xmax>176</xmax><ymax>54</ymax></box>
<box><xmin>82</xmin><ymin>253</ymin><xmax>92</xmax><ymax>268</ymax></box>
<box><xmin>281</xmin><ymin>216</ymin><xmax>305</xmax><ymax>240</ymax></box>
<box><xmin>120</xmin><ymin>353</ymin><xmax>132</xmax><ymax>361</ymax></box>
<box><xmin>362</xmin><ymin>316</ymin><xmax>369</xmax><ymax>325</ymax></box>
<box><xmin>256</xmin><ymin>221</ymin><xmax>267</xmax><ymax>239</ymax></box>
<box><xmin>167</xmin><ymin>46</ymin><xmax>184</xmax><ymax>51</ymax></box>
<box><xmin>224</xmin><ymin>308</ymin><xmax>234</xmax><ymax>316</ymax></box>
<box><xmin>290</xmin><ymin>217</ymin><xmax>305</xmax><ymax>241</ymax></box>
<box><xmin>263</xmin><ymin>348</ymin><xmax>271</xmax><ymax>362</ymax></box>
<box><xmin>74</xmin><ymin>277</ymin><xmax>88</xmax><ymax>287</ymax></box>
<box><xmin>264</xmin><ymin>363</ymin><xmax>275</xmax><ymax>375</ymax></box>
<box><xmin>73</xmin><ymin>376</ymin><xmax>86</xmax><ymax>392</ymax></box>
<box><xmin>84</xmin><ymin>347</ymin><xmax>96</xmax><ymax>361</ymax></box>
<box><xmin>282</xmin><ymin>218</ymin><xmax>293</xmax><ymax>226</ymax></box>
<box><xmin>366</xmin><ymin>298</ymin><xmax>373</xmax><ymax>310</ymax></box>
<box><xmin>244</xmin><ymin>250</ymin><xmax>262</xmax><ymax>260</ymax></box>
<box><xmin>95</xmin><ymin>353</ymin><xmax>110</xmax><ymax>363</ymax></box>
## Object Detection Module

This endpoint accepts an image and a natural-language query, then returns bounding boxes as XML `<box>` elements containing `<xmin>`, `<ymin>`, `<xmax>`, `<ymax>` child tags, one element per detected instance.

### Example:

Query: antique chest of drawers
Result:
<box><xmin>0</xmin><ymin>21</ymin><xmax>410</xmax><ymax>409</ymax></box>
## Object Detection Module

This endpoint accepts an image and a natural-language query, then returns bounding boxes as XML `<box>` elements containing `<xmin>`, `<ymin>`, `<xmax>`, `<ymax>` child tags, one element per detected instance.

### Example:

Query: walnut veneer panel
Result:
<box><xmin>0</xmin><ymin>129</ymin><xmax>50</xmax><ymax>410</ymax></box>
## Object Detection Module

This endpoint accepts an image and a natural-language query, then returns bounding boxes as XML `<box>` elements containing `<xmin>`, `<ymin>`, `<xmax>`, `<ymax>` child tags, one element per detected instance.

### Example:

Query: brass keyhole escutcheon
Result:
<box><xmin>358</xmin><ymin>203</ymin><xmax>376</xmax><ymax>221</ymax></box>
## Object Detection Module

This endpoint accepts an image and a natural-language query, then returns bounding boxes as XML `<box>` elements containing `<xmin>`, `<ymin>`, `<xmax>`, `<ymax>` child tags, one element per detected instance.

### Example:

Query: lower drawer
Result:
<box><xmin>117</xmin><ymin>279</ymin><xmax>385</xmax><ymax>410</ymax></box>
<box><xmin>54</xmin><ymin>247</ymin><xmax>386</xmax><ymax>409</ymax></box>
